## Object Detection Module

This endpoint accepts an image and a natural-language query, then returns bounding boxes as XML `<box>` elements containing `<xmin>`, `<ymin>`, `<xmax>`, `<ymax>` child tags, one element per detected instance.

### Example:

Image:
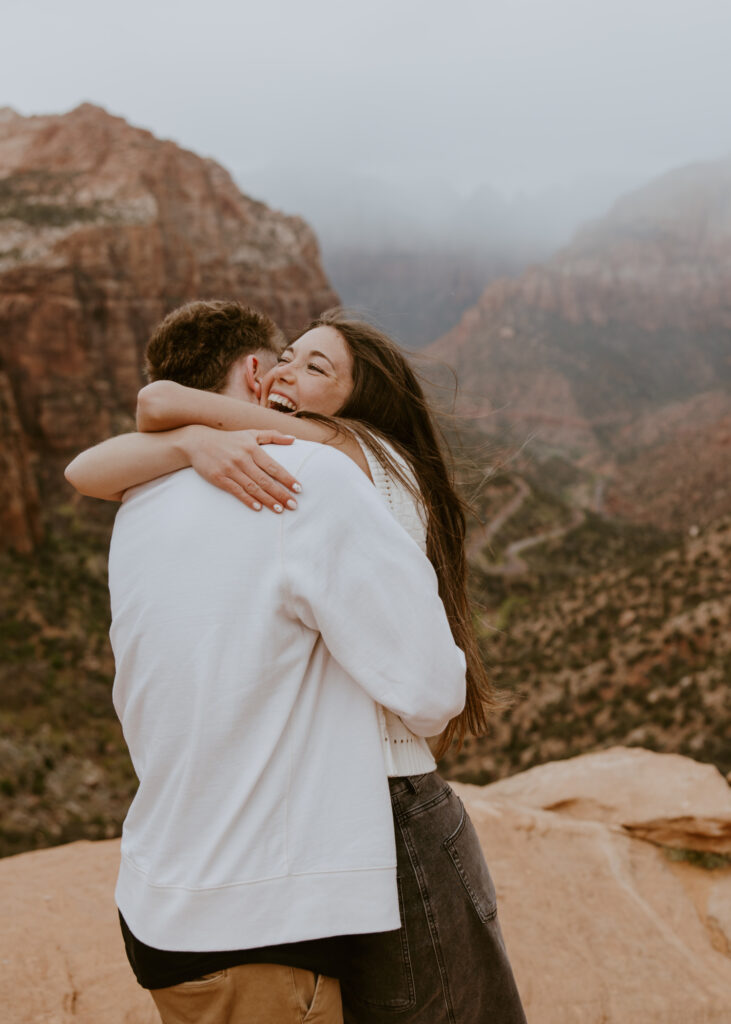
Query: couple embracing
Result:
<box><xmin>66</xmin><ymin>301</ymin><xmax>526</xmax><ymax>1024</ymax></box>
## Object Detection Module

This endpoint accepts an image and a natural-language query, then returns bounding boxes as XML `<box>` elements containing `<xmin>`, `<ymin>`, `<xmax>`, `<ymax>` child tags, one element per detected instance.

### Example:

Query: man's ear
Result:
<box><xmin>244</xmin><ymin>355</ymin><xmax>261</xmax><ymax>400</ymax></box>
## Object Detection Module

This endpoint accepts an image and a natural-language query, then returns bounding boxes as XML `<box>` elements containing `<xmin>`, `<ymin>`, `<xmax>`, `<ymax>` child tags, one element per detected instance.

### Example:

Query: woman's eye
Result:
<box><xmin>277</xmin><ymin>356</ymin><xmax>292</xmax><ymax>365</ymax></box>
<box><xmin>308</xmin><ymin>363</ymin><xmax>326</xmax><ymax>374</ymax></box>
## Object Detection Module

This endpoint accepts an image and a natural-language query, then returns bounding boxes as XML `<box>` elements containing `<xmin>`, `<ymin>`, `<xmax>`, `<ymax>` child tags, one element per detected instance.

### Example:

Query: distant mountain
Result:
<box><xmin>0</xmin><ymin>104</ymin><xmax>337</xmax><ymax>552</ymax></box>
<box><xmin>429</xmin><ymin>157</ymin><xmax>731</xmax><ymax>527</ymax></box>
<box><xmin>324</xmin><ymin>246</ymin><xmax>516</xmax><ymax>349</ymax></box>
<box><xmin>237</xmin><ymin>163</ymin><xmax>631</xmax><ymax>347</ymax></box>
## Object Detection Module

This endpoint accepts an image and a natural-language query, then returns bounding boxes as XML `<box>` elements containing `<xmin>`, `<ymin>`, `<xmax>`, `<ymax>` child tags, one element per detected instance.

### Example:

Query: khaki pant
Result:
<box><xmin>150</xmin><ymin>964</ymin><xmax>343</xmax><ymax>1024</ymax></box>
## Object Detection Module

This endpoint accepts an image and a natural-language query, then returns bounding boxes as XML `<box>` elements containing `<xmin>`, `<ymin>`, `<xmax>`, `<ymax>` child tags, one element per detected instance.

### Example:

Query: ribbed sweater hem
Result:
<box><xmin>384</xmin><ymin>741</ymin><xmax>437</xmax><ymax>777</ymax></box>
<box><xmin>116</xmin><ymin>855</ymin><xmax>401</xmax><ymax>952</ymax></box>
<box><xmin>376</xmin><ymin>705</ymin><xmax>438</xmax><ymax>776</ymax></box>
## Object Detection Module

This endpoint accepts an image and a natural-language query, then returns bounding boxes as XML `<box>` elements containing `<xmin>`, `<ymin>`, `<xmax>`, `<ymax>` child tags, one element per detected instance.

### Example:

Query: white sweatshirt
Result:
<box><xmin>109</xmin><ymin>441</ymin><xmax>465</xmax><ymax>952</ymax></box>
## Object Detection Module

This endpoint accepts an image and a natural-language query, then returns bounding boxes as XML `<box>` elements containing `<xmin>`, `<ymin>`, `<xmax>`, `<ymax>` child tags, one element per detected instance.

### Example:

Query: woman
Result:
<box><xmin>67</xmin><ymin>309</ymin><xmax>526</xmax><ymax>1023</ymax></box>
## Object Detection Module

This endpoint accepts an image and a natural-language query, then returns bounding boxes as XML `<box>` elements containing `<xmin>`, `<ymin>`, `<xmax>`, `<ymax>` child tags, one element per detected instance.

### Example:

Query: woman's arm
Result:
<box><xmin>138</xmin><ymin>381</ymin><xmax>265</xmax><ymax>432</ymax></box>
<box><xmin>64</xmin><ymin>426</ymin><xmax>302</xmax><ymax>510</ymax></box>
<box><xmin>137</xmin><ymin>380</ymin><xmax>369</xmax><ymax>474</ymax></box>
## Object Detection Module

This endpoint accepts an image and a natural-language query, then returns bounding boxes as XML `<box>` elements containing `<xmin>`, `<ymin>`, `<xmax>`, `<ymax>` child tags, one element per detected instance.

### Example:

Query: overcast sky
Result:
<box><xmin>4</xmin><ymin>0</ymin><xmax>731</xmax><ymax>201</ymax></box>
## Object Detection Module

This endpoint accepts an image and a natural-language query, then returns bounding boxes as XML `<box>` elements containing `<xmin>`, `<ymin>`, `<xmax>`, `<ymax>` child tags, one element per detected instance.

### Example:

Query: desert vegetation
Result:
<box><xmin>443</xmin><ymin>483</ymin><xmax>730</xmax><ymax>784</ymax></box>
<box><xmin>1</xmin><ymin>458</ymin><xmax>728</xmax><ymax>857</ymax></box>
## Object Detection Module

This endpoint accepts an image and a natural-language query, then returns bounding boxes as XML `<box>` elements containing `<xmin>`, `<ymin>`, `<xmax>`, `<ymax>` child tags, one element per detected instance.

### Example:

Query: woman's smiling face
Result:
<box><xmin>261</xmin><ymin>326</ymin><xmax>354</xmax><ymax>416</ymax></box>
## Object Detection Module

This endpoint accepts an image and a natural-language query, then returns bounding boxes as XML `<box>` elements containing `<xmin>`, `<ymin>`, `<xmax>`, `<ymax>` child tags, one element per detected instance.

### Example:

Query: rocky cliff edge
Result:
<box><xmin>1</xmin><ymin>747</ymin><xmax>730</xmax><ymax>1023</ymax></box>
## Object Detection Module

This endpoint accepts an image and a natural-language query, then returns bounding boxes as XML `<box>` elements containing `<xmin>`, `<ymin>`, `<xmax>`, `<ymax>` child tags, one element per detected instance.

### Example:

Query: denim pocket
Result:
<box><xmin>443</xmin><ymin>803</ymin><xmax>498</xmax><ymax>924</ymax></box>
<box><xmin>340</xmin><ymin>875</ymin><xmax>415</xmax><ymax>1010</ymax></box>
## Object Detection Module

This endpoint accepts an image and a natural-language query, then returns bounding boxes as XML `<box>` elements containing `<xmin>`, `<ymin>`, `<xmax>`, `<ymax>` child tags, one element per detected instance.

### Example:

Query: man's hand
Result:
<box><xmin>185</xmin><ymin>427</ymin><xmax>300</xmax><ymax>512</ymax></box>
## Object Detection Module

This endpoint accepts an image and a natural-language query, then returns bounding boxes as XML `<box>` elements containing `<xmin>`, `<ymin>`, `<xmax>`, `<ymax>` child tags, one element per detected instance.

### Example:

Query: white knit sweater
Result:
<box><xmin>357</xmin><ymin>438</ymin><xmax>439</xmax><ymax>777</ymax></box>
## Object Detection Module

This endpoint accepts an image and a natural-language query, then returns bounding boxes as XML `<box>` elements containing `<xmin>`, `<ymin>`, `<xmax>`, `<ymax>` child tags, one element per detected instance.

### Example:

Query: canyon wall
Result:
<box><xmin>429</xmin><ymin>158</ymin><xmax>731</xmax><ymax>527</ymax></box>
<box><xmin>0</xmin><ymin>104</ymin><xmax>337</xmax><ymax>551</ymax></box>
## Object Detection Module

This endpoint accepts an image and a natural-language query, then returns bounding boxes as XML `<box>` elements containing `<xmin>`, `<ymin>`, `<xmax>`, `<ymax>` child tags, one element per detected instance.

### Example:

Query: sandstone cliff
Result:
<box><xmin>0</xmin><ymin>103</ymin><xmax>337</xmax><ymax>552</ymax></box>
<box><xmin>429</xmin><ymin>158</ymin><xmax>731</xmax><ymax>528</ymax></box>
<box><xmin>2</xmin><ymin>749</ymin><xmax>729</xmax><ymax>1024</ymax></box>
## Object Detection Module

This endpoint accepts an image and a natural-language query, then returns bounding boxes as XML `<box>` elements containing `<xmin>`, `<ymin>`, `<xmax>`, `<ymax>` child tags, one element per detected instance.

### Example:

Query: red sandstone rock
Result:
<box><xmin>428</xmin><ymin>159</ymin><xmax>731</xmax><ymax>524</ymax></box>
<box><xmin>0</xmin><ymin>104</ymin><xmax>337</xmax><ymax>552</ymax></box>
<box><xmin>479</xmin><ymin>745</ymin><xmax>731</xmax><ymax>853</ymax></box>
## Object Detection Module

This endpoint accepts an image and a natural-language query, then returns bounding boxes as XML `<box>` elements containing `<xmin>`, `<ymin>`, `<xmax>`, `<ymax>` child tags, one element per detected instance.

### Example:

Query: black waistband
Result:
<box><xmin>119</xmin><ymin>912</ymin><xmax>352</xmax><ymax>990</ymax></box>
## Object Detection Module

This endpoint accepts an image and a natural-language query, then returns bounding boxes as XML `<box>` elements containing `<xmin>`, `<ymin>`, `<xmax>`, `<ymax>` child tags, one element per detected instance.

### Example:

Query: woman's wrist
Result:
<box><xmin>174</xmin><ymin>423</ymin><xmax>211</xmax><ymax>465</ymax></box>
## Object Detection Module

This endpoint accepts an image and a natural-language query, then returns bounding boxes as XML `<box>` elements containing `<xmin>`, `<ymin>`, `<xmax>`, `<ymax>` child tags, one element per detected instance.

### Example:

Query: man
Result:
<box><xmin>91</xmin><ymin>301</ymin><xmax>466</xmax><ymax>1023</ymax></box>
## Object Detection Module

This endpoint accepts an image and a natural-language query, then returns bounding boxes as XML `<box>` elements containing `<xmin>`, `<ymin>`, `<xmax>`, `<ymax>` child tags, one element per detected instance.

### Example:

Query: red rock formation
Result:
<box><xmin>428</xmin><ymin>159</ymin><xmax>731</xmax><ymax>525</ymax></box>
<box><xmin>0</xmin><ymin>104</ymin><xmax>337</xmax><ymax>551</ymax></box>
<box><xmin>604</xmin><ymin>398</ymin><xmax>731</xmax><ymax>531</ymax></box>
<box><xmin>430</xmin><ymin>158</ymin><xmax>731</xmax><ymax>450</ymax></box>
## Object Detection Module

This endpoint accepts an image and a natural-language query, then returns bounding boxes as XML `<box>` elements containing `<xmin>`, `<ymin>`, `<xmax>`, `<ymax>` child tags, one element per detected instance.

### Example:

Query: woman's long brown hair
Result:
<box><xmin>296</xmin><ymin>308</ymin><xmax>504</xmax><ymax>760</ymax></box>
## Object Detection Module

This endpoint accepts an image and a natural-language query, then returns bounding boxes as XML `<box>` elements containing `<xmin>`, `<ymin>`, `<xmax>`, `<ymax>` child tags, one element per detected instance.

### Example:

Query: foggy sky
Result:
<box><xmin>4</xmin><ymin>0</ymin><xmax>731</xmax><ymax>203</ymax></box>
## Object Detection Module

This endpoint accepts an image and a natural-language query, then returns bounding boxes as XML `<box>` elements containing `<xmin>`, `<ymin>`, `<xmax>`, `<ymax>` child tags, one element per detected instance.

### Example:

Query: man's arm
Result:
<box><xmin>281</xmin><ymin>445</ymin><xmax>466</xmax><ymax>737</ymax></box>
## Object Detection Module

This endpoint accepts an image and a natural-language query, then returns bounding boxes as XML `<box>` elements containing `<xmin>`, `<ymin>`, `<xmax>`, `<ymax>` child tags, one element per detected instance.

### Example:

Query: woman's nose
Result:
<box><xmin>276</xmin><ymin>363</ymin><xmax>295</xmax><ymax>382</ymax></box>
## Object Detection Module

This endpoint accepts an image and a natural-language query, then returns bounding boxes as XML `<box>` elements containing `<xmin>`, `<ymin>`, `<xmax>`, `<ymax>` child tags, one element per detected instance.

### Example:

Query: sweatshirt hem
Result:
<box><xmin>116</xmin><ymin>855</ymin><xmax>401</xmax><ymax>951</ymax></box>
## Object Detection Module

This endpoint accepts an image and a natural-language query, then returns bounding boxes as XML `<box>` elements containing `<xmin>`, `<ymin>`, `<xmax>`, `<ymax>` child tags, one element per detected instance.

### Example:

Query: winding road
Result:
<box><xmin>469</xmin><ymin>472</ymin><xmax>604</xmax><ymax>577</ymax></box>
<box><xmin>466</xmin><ymin>478</ymin><xmax>531</xmax><ymax>563</ymax></box>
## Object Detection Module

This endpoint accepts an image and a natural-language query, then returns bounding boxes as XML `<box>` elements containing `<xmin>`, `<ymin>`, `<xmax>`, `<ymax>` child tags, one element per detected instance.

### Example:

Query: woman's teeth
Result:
<box><xmin>268</xmin><ymin>394</ymin><xmax>297</xmax><ymax>412</ymax></box>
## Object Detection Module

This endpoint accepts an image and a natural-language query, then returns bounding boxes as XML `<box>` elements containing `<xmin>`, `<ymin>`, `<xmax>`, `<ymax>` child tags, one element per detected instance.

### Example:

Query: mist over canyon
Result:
<box><xmin>239</xmin><ymin>161</ymin><xmax>637</xmax><ymax>348</ymax></box>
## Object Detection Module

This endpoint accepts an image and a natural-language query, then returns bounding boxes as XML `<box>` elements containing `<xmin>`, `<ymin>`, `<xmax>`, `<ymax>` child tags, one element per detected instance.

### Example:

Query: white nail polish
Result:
<box><xmin>292</xmin><ymin>483</ymin><xmax>302</xmax><ymax>493</ymax></box>
<box><xmin>253</xmin><ymin>502</ymin><xmax>262</xmax><ymax>510</ymax></box>
<box><xmin>286</xmin><ymin>499</ymin><xmax>297</xmax><ymax>510</ymax></box>
<box><xmin>274</xmin><ymin>503</ymin><xmax>283</xmax><ymax>513</ymax></box>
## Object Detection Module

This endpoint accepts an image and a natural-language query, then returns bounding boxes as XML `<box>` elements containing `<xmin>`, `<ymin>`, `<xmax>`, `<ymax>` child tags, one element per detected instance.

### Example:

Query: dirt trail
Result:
<box><xmin>467</xmin><ymin>477</ymin><xmax>531</xmax><ymax>563</ymax></box>
<box><xmin>491</xmin><ymin>506</ymin><xmax>586</xmax><ymax>576</ymax></box>
<box><xmin>470</xmin><ymin>474</ymin><xmax>598</xmax><ymax>577</ymax></box>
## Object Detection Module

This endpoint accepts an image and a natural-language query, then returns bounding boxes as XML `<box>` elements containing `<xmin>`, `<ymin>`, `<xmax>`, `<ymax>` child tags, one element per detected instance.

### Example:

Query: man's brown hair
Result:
<box><xmin>145</xmin><ymin>301</ymin><xmax>284</xmax><ymax>391</ymax></box>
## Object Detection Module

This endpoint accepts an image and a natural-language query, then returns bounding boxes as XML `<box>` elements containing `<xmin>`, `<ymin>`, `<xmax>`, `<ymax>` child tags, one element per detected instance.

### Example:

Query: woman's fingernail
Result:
<box><xmin>286</xmin><ymin>499</ymin><xmax>297</xmax><ymax>510</ymax></box>
<box><xmin>273</xmin><ymin>503</ymin><xmax>283</xmax><ymax>513</ymax></box>
<box><xmin>292</xmin><ymin>483</ymin><xmax>302</xmax><ymax>493</ymax></box>
<box><xmin>253</xmin><ymin>502</ymin><xmax>262</xmax><ymax>510</ymax></box>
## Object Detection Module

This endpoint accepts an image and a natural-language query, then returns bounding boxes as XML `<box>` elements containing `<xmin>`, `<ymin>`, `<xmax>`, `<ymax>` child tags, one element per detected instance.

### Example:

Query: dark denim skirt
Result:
<box><xmin>339</xmin><ymin>773</ymin><xmax>527</xmax><ymax>1024</ymax></box>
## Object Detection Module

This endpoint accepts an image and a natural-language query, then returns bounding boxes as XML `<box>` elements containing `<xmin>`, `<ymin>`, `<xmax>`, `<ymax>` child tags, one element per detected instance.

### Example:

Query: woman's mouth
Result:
<box><xmin>267</xmin><ymin>392</ymin><xmax>297</xmax><ymax>413</ymax></box>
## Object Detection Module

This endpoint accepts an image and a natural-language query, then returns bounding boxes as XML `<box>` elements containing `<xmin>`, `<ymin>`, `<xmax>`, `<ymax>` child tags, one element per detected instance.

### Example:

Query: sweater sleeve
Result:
<box><xmin>280</xmin><ymin>445</ymin><xmax>466</xmax><ymax>737</ymax></box>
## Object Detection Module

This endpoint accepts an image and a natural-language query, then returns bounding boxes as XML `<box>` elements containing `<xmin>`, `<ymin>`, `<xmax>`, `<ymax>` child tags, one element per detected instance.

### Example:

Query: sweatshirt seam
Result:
<box><xmin>120</xmin><ymin>854</ymin><xmax>396</xmax><ymax>892</ymax></box>
<box><xmin>278</xmin><ymin>445</ymin><xmax>335</xmax><ymax>869</ymax></box>
<box><xmin>279</xmin><ymin>444</ymin><xmax>329</xmax><ymax>619</ymax></box>
<box><xmin>277</xmin><ymin>505</ymin><xmax>292</xmax><ymax>870</ymax></box>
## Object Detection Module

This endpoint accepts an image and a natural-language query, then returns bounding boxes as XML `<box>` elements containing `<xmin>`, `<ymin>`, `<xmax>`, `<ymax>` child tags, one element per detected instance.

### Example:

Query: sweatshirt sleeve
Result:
<box><xmin>280</xmin><ymin>445</ymin><xmax>466</xmax><ymax>737</ymax></box>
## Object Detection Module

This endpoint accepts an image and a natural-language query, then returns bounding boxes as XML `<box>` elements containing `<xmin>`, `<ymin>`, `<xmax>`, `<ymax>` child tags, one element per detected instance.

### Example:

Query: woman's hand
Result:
<box><xmin>184</xmin><ymin>426</ymin><xmax>301</xmax><ymax>512</ymax></box>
